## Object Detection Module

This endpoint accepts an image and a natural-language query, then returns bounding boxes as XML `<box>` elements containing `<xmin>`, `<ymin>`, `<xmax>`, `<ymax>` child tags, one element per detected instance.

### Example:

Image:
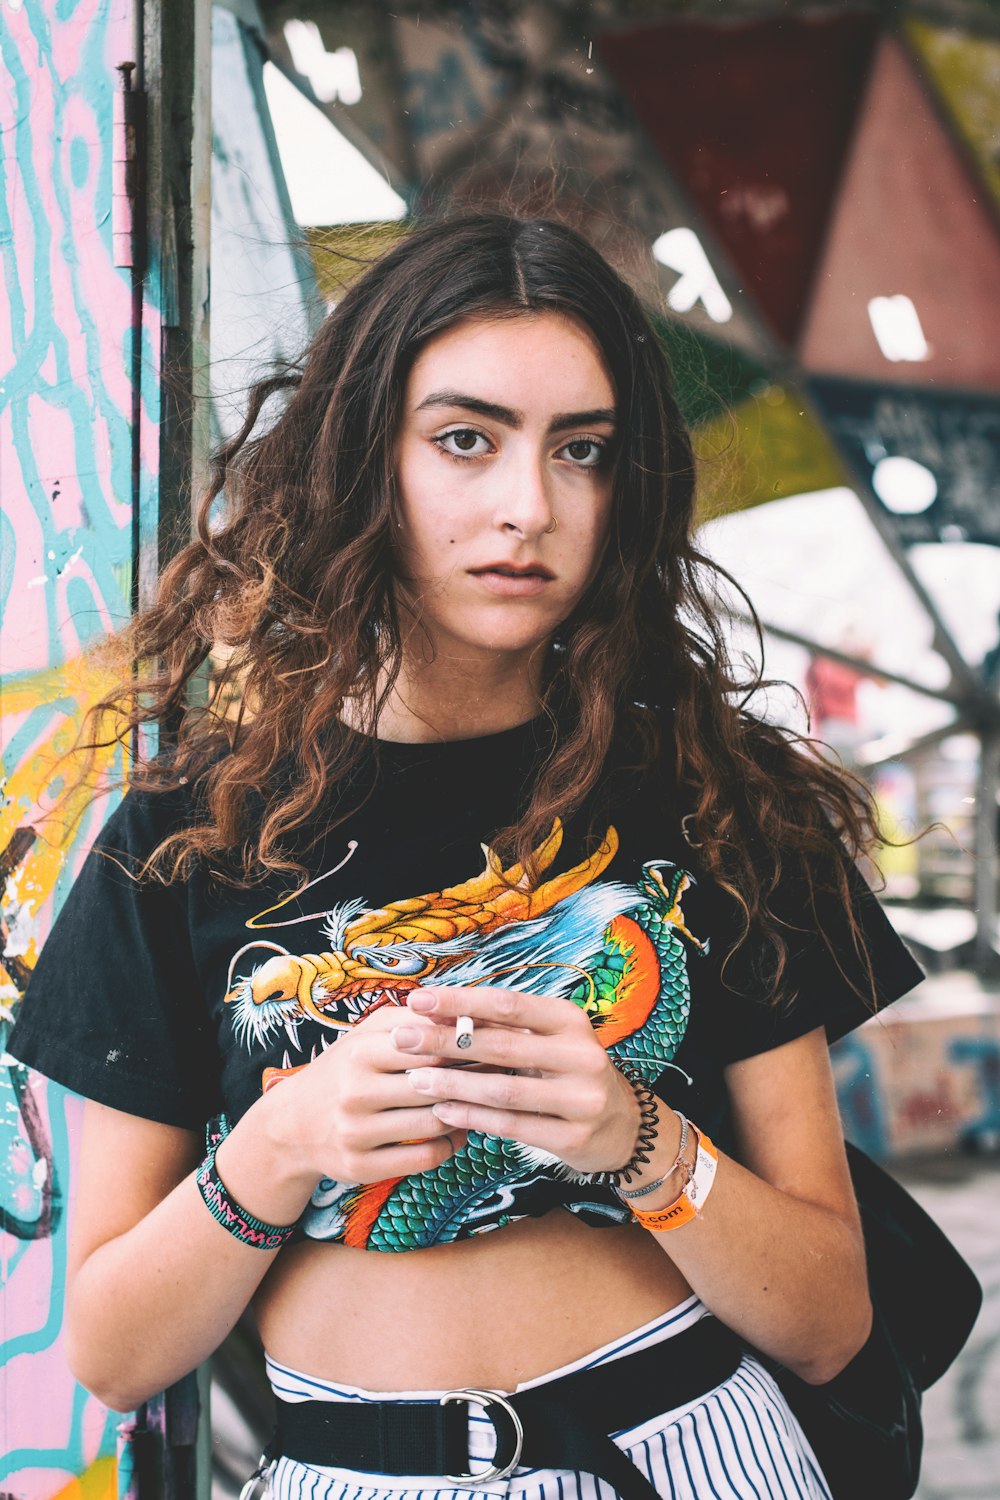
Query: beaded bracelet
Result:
<box><xmin>195</xmin><ymin>1138</ymin><xmax>301</xmax><ymax>1251</ymax></box>
<box><xmin>628</xmin><ymin>1124</ymin><xmax>719</xmax><ymax>1233</ymax></box>
<box><xmin>587</xmin><ymin>1062</ymin><xmax>661</xmax><ymax>1187</ymax></box>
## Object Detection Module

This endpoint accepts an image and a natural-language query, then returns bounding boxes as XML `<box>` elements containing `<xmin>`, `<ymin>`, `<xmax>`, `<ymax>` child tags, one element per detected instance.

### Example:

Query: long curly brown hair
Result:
<box><xmin>75</xmin><ymin>213</ymin><xmax>887</xmax><ymax>1005</ymax></box>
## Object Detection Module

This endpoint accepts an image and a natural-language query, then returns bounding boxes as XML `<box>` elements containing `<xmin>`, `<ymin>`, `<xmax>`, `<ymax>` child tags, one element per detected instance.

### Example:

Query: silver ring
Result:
<box><xmin>440</xmin><ymin>1387</ymin><xmax>524</xmax><ymax>1482</ymax></box>
<box><xmin>239</xmin><ymin>1458</ymin><xmax>275</xmax><ymax>1500</ymax></box>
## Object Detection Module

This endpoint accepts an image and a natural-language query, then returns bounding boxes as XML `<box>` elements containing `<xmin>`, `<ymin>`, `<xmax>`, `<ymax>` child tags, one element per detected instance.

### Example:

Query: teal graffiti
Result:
<box><xmin>69</xmin><ymin>133</ymin><xmax>89</xmax><ymax>187</ymax></box>
<box><xmin>952</xmin><ymin>1036</ymin><xmax>1000</xmax><ymax>1149</ymax></box>
<box><xmin>1</xmin><ymin>0</ymin><xmax>151</xmax><ymax>1490</ymax></box>
<box><xmin>402</xmin><ymin>50</ymin><xmax>486</xmax><ymax>138</ymax></box>
<box><xmin>832</xmin><ymin>1032</ymin><xmax>889</xmax><ymax>1159</ymax></box>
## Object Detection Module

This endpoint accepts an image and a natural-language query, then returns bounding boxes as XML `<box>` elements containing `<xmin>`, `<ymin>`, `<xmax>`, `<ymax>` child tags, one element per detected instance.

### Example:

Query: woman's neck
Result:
<box><xmin>369</xmin><ymin>647</ymin><xmax>547</xmax><ymax>744</ymax></box>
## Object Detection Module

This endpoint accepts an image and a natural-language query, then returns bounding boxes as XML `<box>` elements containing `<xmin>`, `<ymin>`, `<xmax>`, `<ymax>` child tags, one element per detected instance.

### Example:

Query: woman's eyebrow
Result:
<box><xmin>549</xmin><ymin>407</ymin><xmax>617</xmax><ymax>432</ymax></box>
<box><xmin>415</xmin><ymin>391</ymin><xmax>617</xmax><ymax>431</ymax></box>
<box><xmin>416</xmin><ymin>392</ymin><xmax>522</xmax><ymax>424</ymax></box>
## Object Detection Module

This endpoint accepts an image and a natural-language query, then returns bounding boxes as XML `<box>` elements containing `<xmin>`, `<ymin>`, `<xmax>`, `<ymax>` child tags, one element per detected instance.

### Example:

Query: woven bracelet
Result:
<box><xmin>205</xmin><ymin>1112</ymin><xmax>233</xmax><ymax>1151</ymax></box>
<box><xmin>195</xmin><ymin>1140</ymin><xmax>300</xmax><ymax>1252</ymax></box>
<box><xmin>587</xmin><ymin>1062</ymin><xmax>661</xmax><ymax>1187</ymax></box>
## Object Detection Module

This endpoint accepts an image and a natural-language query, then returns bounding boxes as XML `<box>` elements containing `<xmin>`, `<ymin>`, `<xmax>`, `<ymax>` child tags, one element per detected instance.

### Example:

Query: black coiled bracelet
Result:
<box><xmin>587</xmin><ymin>1062</ymin><xmax>661</xmax><ymax>1187</ymax></box>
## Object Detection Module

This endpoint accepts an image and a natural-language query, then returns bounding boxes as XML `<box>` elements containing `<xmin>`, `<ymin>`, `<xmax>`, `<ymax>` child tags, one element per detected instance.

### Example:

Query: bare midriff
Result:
<box><xmin>253</xmin><ymin>1208</ymin><xmax>692</xmax><ymax>1391</ymax></box>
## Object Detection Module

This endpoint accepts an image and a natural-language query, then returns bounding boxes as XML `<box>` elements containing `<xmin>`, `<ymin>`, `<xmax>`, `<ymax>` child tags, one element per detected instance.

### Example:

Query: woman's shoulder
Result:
<box><xmin>94</xmin><ymin>741</ymin><xmax>240</xmax><ymax>873</ymax></box>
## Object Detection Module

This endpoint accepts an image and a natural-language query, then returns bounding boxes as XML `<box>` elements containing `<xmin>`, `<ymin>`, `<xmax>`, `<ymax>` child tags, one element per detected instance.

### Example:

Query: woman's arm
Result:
<box><xmin>653</xmin><ymin>1026</ymin><xmax>870</xmax><ymax>1383</ymax></box>
<box><xmin>67</xmin><ymin>1104</ymin><xmax>271</xmax><ymax>1412</ymax></box>
<box><xmin>65</xmin><ymin>1005</ymin><xmax>463</xmax><ymax>1412</ymax></box>
<box><xmin>398</xmin><ymin>990</ymin><xmax>869</xmax><ymax>1385</ymax></box>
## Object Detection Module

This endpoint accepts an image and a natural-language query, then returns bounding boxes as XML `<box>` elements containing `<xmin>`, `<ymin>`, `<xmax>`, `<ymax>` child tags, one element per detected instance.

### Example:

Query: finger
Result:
<box><xmin>428</xmin><ymin>1098</ymin><xmax>577</xmax><ymax>1155</ymax></box>
<box><xmin>356</xmin><ymin>1134</ymin><xmax>466</xmax><ymax>1180</ymax></box>
<box><xmin>354</xmin><ymin>1105</ymin><xmax>462</xmax><ymax>1150</ymax></box>
<box><xmin>390</xmin><ymin>1018</ymin><xmax>573</xmax><ymax>1072</ymax></box>
<box><xmin>350</xmin><ymin>1073</ymin><xmax>468</xmax><ymax>1115</ymax></box>
<box><xmin>407</xmin><ymin>986</ymin><xmax>587</xmax><ymax>1036</ymax></box>
<box><xmin>365</xmin><ymin>1027</ymin><xmax>454</xmax><ymax>1072</ymax></box>
<box><xmin>405</xmin><ymin>1065</ymin><xmax>586</xmax><ymax>1119</ymax></box>
<box><xmin>350</xmin><ymin>1005</ymin><xmax>444</xmax><ymax>1044</ymax></box>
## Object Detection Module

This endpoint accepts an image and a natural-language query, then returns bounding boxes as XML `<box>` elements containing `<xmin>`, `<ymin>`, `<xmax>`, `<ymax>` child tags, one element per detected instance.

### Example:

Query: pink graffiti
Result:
<box><xmin>897</xmin><ymin>1072</ymin><xmax>962</xmax><ymax>1131</ymax></box>
<box><xmin>27</xmin><ymin>393</ymin><xmax>87</xmax><ymax>530</ymax></box>
<box><xmin>1</xmin><ymin>2</ymin><xmax>142</xmax><ymax>1496</ymax></box>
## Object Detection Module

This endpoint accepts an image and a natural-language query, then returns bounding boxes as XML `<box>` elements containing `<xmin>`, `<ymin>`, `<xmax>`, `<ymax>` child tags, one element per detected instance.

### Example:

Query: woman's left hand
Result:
<box><xmin>394</xmin><ymin>986</ymin><xmax>640</xmax><ymax>1175</ymax></box>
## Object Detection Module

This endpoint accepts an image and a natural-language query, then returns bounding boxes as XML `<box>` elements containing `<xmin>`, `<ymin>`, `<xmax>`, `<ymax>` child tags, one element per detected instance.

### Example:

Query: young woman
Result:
<box><xmin>10</xmin><ymin>215</ymin><xmax>922</xmax><ymax>1500</ymax></box>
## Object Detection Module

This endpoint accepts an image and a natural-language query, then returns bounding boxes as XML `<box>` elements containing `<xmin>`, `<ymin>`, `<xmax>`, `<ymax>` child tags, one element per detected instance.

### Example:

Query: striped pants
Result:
<box><xmin>261</xmin><ymin>1297</ymin><xmax>833</xmax><ymax>1500</ymax></box>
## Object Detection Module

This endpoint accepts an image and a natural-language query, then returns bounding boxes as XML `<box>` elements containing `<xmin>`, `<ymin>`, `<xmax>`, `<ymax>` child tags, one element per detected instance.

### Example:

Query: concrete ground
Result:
<box><xmin>898</xmin><ymin>1154</ymin><xmax>1000</xmax><ymax>1500</ymax></box>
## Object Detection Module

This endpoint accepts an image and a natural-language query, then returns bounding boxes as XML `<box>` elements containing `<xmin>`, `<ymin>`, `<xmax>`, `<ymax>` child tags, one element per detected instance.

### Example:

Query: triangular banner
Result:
<box><xmin>800</xmin><ymin>37</ymin><xmax>1000</xmax><ymax>392</ymax></box>
<box><xmin>600</xmin><ymin>13</ymin><xmax>877</xmax><ymax>344</ymax></box>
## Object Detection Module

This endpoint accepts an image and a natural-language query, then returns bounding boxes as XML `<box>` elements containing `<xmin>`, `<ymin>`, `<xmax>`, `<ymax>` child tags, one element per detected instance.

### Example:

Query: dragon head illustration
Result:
<box><xmin>224</xmin><ymin>821</ymin><xmax>619</xmax><ymax>1062</ymax></box>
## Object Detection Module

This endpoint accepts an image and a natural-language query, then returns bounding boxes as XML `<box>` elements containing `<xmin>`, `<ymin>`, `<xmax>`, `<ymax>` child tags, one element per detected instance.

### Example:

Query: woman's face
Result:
<box><xmin>393</xmin><ymin>310</ymin><xmax>617</xmax><ymax>670</ymax></box>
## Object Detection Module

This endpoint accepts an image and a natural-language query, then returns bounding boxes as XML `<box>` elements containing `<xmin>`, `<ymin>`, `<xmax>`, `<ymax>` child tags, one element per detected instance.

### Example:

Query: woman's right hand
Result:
<box><xmin>65</xmin><ymin>1006</ymin><xmax>467</xmax><ymax>1412</ymax></box>
<box><xmin>239</xmin><ymin>1002</ymin><xmax>469</xmax><ymax>1201</ymax></box>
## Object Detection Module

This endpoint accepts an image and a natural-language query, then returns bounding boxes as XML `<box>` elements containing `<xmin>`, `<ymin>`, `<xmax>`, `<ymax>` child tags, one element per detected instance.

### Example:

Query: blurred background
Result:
<box><xmin>2</xmin><ymin>1</ymin><xmax>999</xmax><ymax>1496</ymax></box>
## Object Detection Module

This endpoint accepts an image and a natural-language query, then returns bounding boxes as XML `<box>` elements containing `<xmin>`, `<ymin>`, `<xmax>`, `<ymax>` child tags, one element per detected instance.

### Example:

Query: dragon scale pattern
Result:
<box><xmin>353</xmin><ymin>863</ymin><xmax>704</xmax><ymax>1251</ymax></box>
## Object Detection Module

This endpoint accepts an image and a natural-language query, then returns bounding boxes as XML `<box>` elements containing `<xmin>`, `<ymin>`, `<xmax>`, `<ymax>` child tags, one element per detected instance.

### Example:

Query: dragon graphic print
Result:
<box><xmin>224</xmin><ymin>820</ymin><xmax>708</xmax><ymax>1250</ymax></box>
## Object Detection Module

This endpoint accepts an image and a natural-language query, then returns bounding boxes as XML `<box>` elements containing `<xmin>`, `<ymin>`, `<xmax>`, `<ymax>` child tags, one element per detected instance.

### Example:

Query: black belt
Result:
<box><xmin>269</xmin><ymin>1317</ymin><xmax>742</xmax><ymax>1500</ymax></box>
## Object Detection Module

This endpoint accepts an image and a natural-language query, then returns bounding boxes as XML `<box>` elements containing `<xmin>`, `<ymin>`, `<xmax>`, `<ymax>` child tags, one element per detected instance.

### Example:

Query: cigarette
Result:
<box><xmin>456</xmin><ymin>1014</ymin><xmax>474</xmax><ymax>1051</ymax></box>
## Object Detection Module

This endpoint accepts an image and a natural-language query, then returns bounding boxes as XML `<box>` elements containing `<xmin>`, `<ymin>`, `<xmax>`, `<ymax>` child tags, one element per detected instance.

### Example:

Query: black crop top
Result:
<box><xmin>9</xmin><ymin>719</ymin><xmax>923</xmax><ymax>1251</ymax></box>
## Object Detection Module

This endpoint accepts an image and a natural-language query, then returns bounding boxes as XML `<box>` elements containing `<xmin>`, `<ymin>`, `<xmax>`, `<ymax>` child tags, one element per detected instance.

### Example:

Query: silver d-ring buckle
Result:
<box><xmin>440</xmin><ymin>1387</ymin><xmax>524</xmax><ymax>1484</ymax></box>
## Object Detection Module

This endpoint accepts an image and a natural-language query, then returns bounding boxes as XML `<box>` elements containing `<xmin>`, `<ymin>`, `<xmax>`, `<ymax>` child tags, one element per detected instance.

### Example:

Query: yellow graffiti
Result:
<box><xmin>51</xmin><ymin>1456</ymin><xmax>117</xmax><ymax>1500</ymax></box>
<box><xmin>1</xmin><ymin>657</ymin><xmax>126</xmax><ymax>981</ymax></box>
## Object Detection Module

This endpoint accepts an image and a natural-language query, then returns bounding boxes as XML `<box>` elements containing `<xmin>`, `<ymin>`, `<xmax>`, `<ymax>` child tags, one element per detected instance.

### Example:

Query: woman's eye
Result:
<box><xmin>560</xmin><ymin>438</ymin><xmax>606</xmax><ymax>468</ymax></box>
<box><xmin>436</xmin><ymin>428</ymin><xmax>491</xmax><ymax>458</ymax></box>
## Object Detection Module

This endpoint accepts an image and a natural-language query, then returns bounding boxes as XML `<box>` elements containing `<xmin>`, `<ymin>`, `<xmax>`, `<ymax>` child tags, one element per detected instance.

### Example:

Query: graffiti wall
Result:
<box><xmin>1</xmin><ymin>1</ymin><xmax>148</xmax><ymax>1495</ymax></box>
<box><xmin>833</xmin><ymin>986</ymin><xmax>1000</xmax><ymax>1161</ymax></box>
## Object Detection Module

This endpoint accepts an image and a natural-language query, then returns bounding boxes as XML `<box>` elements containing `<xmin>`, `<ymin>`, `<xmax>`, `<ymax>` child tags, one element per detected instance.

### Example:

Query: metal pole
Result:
<box><xmin>974</xmin><ymin>727</ymin><xmax>1000</xmax><ymax>975</ymax></box>
<box><xmin>728</xmin><ymin>613</ymin><xmax>968</xmax><ymax>708</ymax></box>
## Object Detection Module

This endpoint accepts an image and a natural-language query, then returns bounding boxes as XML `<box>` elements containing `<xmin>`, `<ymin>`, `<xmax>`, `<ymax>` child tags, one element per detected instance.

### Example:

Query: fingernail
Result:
<box><xmin>408</xmin><ymin>1071</ymin><xmax>433</xmax><ymax>1092</ymax></box>
<box><xmin>408</xmin><ymin>992</ymin><xmax>438</xmax><ymax>1013</ymax></box>
<box><xmin>393</xmin><ymin>1026</ymin><xmax>422</xmax><ymax>1050</ymax></box>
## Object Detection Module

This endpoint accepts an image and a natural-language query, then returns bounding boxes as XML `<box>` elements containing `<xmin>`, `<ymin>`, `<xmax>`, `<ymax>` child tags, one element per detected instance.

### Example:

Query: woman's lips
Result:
<box><xmin>468</xmin><ymin>566</ymin><xmax>554</xmax><ymax>597</ymax></box>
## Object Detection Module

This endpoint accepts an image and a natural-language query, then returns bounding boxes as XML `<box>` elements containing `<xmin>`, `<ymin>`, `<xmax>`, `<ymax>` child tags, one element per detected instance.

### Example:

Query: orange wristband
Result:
<box><xmin>629</xmin><ymin>1125</ymin><xmax>719</xmax><ymax>1232</ymax></box>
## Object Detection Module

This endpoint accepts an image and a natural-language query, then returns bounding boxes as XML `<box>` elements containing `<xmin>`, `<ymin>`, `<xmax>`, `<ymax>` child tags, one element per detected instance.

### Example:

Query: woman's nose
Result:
<box><xmin>495</xmin><ymin>452</ymin><xmax>554</xmax><ymax>538</ymax></box>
